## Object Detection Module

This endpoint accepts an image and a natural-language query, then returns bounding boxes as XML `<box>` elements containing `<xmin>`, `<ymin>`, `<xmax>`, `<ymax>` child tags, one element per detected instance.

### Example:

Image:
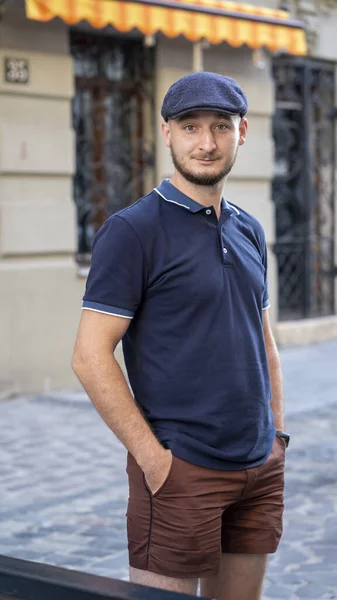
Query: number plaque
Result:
<box><xmin>4</xmin><ymin>57</ymin><xmax>29</xmax><ymax>84</ymax></box>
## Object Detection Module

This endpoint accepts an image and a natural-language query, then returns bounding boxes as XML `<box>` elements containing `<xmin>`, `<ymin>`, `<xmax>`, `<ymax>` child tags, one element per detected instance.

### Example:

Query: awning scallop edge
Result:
<box><xmin>25</xmin><ymin>0</ymin><xmax>307</xmax><ymax>55</ymax></box>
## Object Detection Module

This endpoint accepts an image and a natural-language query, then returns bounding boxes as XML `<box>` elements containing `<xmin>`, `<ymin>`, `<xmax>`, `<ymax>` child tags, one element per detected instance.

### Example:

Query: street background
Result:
<box><xmin>1</xmin><ymin>3</ymin><xmax>337</xmax><ymax>600</ymax></box>
<box><xmin>1</xmin><ymin>339</ymin><xmax>337</xmax><ymax>600</ymax></box>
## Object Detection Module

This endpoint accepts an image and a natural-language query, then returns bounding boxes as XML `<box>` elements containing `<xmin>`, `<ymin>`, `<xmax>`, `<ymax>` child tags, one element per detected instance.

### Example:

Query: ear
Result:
<box><xmin>238</xmin><ymin>118</ymin><xmax>248</xmax><ymax>146</ymax></box>
<box><xmin>161</xmin><ymin>120</ymin><xmax>171</xmax><ymax>148</ymax></box>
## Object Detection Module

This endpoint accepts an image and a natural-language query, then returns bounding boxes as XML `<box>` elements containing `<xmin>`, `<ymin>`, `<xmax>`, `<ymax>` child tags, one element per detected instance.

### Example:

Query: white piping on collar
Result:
<box><xmin>154</xmin><ymin>188</ymin><xmax>191</xmax><ymax>211</ymax></box>
<box><xmin>227</xmin><ymin>202</ymin><xmax>240</xmax><ymax>216</ymax></box>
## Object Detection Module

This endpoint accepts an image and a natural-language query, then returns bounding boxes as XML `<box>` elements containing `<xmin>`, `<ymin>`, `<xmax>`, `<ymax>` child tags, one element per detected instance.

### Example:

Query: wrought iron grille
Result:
<box><xmin>272</xmin><ymin>58</ymin><xmax>336</xmax><ymax>320</ymax></box>
<box><xmin>71</xmin><ymin>33</ymin><xmax>155</xmax><ymax>260</ymax></box>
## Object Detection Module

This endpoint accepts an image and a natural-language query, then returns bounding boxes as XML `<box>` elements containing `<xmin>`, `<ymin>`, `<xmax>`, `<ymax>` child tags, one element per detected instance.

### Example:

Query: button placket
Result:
<box><xmin>219</xmin><ymin>223</ymin><xmax>233</xmax><ymax>266</ymax></box>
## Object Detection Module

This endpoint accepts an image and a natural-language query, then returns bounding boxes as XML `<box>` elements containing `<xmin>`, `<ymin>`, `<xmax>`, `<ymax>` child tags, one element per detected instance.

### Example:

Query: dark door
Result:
<box><xmin>71</xmin><ymin>33</ymin><xmax>155</xmax><ymax>260</ymax></box>
<box><xmin>272</xmin><ymin>57</ymin><xmax>336</xmax><ymax>320</ymax></box>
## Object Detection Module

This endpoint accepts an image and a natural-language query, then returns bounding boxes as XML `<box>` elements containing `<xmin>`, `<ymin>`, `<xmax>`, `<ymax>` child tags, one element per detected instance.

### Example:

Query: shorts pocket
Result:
<box><xmin>143</xmin><ymin>454</ymin><xmax>175</xmax><ymax>498</ymax></box>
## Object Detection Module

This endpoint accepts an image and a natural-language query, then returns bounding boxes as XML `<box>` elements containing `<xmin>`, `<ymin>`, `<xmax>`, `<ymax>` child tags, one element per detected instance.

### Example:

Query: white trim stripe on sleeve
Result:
<box><xmin>82</xmin><ymin>308</ymin><xmax>133</xmax><ymax>319</ymax></box>
<box><xmin>82</xmin><ymin>301</ymin><xmax>134</xmax><ymax>318</ymax></box>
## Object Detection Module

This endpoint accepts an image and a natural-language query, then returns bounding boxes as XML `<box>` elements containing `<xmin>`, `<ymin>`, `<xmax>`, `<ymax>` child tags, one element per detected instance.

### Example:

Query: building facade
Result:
<box><xmin>0</xmin><ymin>0</ymin><xmax>336</xmax><ymax>393</ymax></box>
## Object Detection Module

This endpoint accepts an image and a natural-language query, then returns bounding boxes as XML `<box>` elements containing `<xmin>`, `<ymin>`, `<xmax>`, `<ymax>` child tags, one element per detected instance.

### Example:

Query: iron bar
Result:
<box><xmin>71</xmin><ymin>32</ymin><xmax>155</xmax><ymax>258</ymax></box>
<box><xmin>302</xmin><ymin>62</ymin><xmax>313</xmax><ymax>318</ymax></box>
<box><xmin>272</xmin><ymin>57</ymin><xmax>335</xmax><ymax>320</ymax></box>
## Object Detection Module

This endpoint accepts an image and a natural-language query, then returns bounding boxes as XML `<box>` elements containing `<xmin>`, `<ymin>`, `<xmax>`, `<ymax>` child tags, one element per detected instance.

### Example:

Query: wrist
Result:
<box><xmin>135</xmin><ymin>440</ymin><xmax>167</xmax><ymax>471</ymax></box>
<box><xmin>276</xmin><ymin>430</ymin><xmax>290</xmax><ymax>448</ymax></box>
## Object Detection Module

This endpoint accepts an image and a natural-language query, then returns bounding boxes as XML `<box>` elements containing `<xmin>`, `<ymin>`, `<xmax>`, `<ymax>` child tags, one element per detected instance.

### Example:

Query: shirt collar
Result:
<box><xmin>154</xmin><ymin>179</ymin><xmax>239</xmax><ymax>216</ymax></box>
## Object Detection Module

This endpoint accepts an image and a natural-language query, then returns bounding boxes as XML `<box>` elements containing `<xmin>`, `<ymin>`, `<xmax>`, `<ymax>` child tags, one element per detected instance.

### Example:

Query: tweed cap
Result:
<box><xmin>161</xmin><ymin>72</ymin><xmax>248</xmax><ymax>121</ymax></box>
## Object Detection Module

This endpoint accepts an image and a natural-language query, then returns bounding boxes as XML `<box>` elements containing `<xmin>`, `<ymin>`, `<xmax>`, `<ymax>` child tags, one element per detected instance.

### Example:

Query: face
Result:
<box><xmin>162</xmin><ymin>111</ymin><xmax>248</xmax><ymax>186</ymax></box>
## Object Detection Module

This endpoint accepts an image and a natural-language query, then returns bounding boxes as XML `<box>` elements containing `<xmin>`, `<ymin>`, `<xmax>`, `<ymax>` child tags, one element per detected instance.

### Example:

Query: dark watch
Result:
<box><xmin>276</xmin><ymin>431</ymin><xmax>290</xmax><ymax>448</ymax></box>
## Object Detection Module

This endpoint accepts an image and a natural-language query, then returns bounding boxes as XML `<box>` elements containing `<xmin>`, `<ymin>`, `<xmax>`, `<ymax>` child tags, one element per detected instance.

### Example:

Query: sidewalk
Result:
<box><xmin>1</xmin><ymin>339</ymin><xmax>337</xmax><ymax>600</ymax></box>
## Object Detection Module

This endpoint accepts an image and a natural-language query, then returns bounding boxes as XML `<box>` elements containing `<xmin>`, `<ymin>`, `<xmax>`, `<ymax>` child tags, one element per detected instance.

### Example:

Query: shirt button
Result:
<box><xmin>223</xmin><ymin>247</ymin><xmax>228</xmax><ymax>254</ymax></box>
<box><xmin>205</xmin><ymin>209</ymin><xmax>212</xmax><ymax>215</ymax></box>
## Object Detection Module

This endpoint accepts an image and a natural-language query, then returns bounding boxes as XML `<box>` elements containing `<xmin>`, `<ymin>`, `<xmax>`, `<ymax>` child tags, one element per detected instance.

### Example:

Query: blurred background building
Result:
<box><xmin>0</xmin><ymin>0</ymin><xmax>336</xmax><ymax>393</ymax></box>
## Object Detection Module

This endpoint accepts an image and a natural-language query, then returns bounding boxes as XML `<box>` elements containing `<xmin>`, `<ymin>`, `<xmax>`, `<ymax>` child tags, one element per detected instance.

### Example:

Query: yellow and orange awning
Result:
<box><xmin>25</xmin><ymin>0</ymin><xmax>307</xmax><ymax>55</ymax></box>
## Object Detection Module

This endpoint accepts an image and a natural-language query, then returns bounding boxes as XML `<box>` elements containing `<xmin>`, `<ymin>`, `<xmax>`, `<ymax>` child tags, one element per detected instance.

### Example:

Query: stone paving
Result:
<box><xmin>1</xmin><ymin>339</ymin><xmax>337</xmax><ymax>599</ymax></box>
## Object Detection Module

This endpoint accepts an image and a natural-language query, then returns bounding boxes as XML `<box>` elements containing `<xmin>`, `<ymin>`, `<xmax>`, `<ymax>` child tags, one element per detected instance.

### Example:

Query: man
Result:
<box><xmin>72</xmin><ymin>72</ymin><xmax>289</xmax><ymax>600</ymax></box>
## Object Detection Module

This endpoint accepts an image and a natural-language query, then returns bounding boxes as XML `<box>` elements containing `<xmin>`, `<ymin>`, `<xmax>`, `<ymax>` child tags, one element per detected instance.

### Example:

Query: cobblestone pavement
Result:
<box><xmin>1</xmin><ymin>339</ymin><xmax>337</xmax><ymax>599</ymax></box>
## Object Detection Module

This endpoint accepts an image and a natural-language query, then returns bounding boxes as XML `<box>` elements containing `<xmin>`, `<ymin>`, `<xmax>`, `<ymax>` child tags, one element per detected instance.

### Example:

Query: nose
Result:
<box><xmin>198</xmin><ymin>130</ymin><xmax>217</xmax><ymax>154</ymax></box>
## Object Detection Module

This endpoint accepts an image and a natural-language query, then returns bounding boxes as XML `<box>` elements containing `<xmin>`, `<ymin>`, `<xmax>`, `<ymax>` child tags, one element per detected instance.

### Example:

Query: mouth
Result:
<box><xmin>195</xmin><ymin>158</ymin><xmax>218</xmax><ymax>165</ymax></box>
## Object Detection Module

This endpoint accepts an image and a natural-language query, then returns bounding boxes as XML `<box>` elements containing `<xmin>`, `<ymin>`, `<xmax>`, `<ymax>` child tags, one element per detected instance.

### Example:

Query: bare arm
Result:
<box><xmin>263</xmin><ymin>309</ymin><xmax>284</xmax><ymax>431</ymax></box>
<box><xmin>72</xmin><ymin>310</ymin><xmax>171</xmax><ymax>491</ymax></box>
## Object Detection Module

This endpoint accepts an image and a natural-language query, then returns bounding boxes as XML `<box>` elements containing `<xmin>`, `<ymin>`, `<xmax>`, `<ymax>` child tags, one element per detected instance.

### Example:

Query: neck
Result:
<box><xmin>170</xmin><ymin>171</ymin><xmax>226</xmax><ymax>218</ymax></box>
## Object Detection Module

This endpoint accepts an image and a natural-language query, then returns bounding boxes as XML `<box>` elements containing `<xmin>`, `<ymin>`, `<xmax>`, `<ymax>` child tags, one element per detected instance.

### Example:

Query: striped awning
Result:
<box><xmin>25</xmin><ymin>0</ymin><xmax>307</xmax><ymax>55</ymax></box>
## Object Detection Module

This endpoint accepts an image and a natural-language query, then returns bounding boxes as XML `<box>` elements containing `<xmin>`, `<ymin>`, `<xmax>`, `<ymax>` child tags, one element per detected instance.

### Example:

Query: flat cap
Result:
<box><xmin>161</xmin><ymin>72</ymin><xmax>248</xmax><ymax>121</ymax></box>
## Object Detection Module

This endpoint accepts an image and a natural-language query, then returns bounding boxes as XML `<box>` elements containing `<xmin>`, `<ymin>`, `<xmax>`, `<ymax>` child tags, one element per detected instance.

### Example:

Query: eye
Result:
<box><xmin>216</xmin><ymin>124</ymin><xmax>228</xmax><ymax>131</ymax></box>
<box><xmin>183</xmin><ymin>125</ymin><xmax>196</xmax><ymax>132</ymax></box>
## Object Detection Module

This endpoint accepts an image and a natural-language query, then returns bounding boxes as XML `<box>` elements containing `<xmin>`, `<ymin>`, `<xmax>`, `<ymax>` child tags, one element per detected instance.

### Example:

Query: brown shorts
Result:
<box><xmin>126</xmin><ymin>436</ymin><xmax>285</xmax><ymax>578</ymax></box>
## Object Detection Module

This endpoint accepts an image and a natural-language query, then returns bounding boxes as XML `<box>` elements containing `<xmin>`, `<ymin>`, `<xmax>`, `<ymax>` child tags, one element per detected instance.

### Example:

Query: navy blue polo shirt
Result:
<box><xmin>83</xmin><ymin>179</ymin><xmax>275</xmax><ymax>470</ymax></box>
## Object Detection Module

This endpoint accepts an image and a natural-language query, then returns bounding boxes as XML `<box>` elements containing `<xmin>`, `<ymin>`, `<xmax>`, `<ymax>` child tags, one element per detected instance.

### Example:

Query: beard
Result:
<box><xmin>170</xmin><ymin>146</ymin><xmax>238</xmax><ymax>186</ymax></box>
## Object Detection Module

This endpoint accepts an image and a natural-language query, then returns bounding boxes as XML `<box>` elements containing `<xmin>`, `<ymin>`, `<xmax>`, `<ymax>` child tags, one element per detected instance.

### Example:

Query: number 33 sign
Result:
<box><xmin>5</xmin><ymin>57</ymin><xmax>29</xmax><ymax>84</ymax></box>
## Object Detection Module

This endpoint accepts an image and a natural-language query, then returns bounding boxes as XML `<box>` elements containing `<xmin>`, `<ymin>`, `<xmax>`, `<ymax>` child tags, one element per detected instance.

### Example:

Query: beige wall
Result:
<box><xmin>0</xmin><ymin>5</ymin><xmax>85</xmax><ymax>393</ymax></box>
<box><xmin>155</xmin><ymin>37</ymin><xmax>278</xmax><ymax>324</ymax></box>
<box><xmin>315</xmin><ymin>11</ymin><xmax>337</xmax><ymax>62</ymax></box>
<box><xmin>1</xmin><ymin>0</ymin><xmax>69</xmax><ymax>54</ymax></box>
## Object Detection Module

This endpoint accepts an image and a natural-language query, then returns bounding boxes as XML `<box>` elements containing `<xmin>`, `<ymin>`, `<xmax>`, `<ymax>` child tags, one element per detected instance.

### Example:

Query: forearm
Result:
<box><xmin>266</xmin><ymin>343</ymin><xmax>284</xmax><ymax>431</ymax></box>
<box><xmin>72</xmin><ymin>352</ymin><xmax>163</xmax><ymax>469</ymax></box>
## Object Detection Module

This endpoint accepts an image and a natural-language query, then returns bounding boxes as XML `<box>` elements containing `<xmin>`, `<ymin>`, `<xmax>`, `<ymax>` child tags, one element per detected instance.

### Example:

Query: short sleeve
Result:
<box><xmin>82</xmin><ymin>215</ymin><xmax>147</xmax><ymax>318</ymax></box>
<box><xmin>260</xmin><ymin>233</ymin><xmax>270</xmax><ymax>310</ymax></box>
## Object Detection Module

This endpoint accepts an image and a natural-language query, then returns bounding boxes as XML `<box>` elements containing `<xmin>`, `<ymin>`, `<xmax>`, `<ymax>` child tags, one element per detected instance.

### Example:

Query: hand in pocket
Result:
<box><xmin>143</xmin><ymin>449</ymin><xmax>173</xmax><ymax>495</ymax></box>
